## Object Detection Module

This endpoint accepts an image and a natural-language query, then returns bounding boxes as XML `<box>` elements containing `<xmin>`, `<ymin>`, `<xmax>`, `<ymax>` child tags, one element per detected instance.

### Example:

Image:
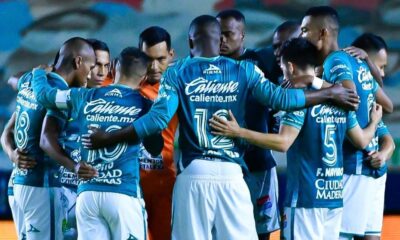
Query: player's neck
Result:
<box><xmin>52</xmin><ymin>68</ymin><xmax>75</xmax><ymax>87</ymax></box>
<box><xmin>322</xmin><ymin>41</ymin><xmax>340</xmax><ymax>61</ymax></box>
<box><xmin>117</xmin><ymin>77</ymin><xmax>139</xmax><ymax>90</ymax></box>
<box><xmin>231</xmin><ymin>46</ymin><xmax>245</xmax><ymax>60</ymax></box>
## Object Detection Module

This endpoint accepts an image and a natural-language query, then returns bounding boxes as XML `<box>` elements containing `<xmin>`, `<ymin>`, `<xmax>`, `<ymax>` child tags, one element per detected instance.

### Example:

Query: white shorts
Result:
<box><xmin>340</xmin><ymin>174</ymin><xmax>387</xmax><ymax>237</ymax></box>
<box><xmin>76</xmin><ymin>191</ymin><xmax>147</xmax><ymax>240</ymax></box>
<box><xmin>172</xmin><ymin>160</ymin><xmax>258</xmax><ymax>240</ymax></box>
<box><xmin>246</xmin><ymin>167</ymin><xmax>280</xmax><ymax>234</ymax></box>
<box><xmin>61</xmin><ymin>187</ymin><xmax>78</xmax><ymax>239</ymax></box>
<box><xmin>283</xmin><ymin>207</ymin><xmax>342</xmax><ymax>240</ymax></box>
<box><xmin>8</xmin><ymin>195</ymin><xmax>26</xmax><ymax>239</ymax></box>
<box><xmin>13</xmin><ymin>185</ymin><xmax>63</xmax><ymax>240</ymax></box>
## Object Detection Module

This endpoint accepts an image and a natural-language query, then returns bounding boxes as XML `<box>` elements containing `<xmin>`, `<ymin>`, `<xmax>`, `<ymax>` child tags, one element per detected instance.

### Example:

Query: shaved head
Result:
<box><xmin>56</xmin><ymin>37</ymin><xmax>95</xmax><ymax>70</ymax></box>
<box><xmin>188</xmin><ymin>15</ymin><xmax>221</xmax><ymax>57</ymax></box>
<box><xmin>54</xmin><ymin>37</ymin><xmax>96</xmax><ymax>87</ymax></box>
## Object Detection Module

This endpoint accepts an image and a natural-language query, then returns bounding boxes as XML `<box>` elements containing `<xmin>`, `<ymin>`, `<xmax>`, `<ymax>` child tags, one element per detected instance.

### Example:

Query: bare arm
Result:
<box><xmin>346</xmin><ymin>104</ymin><xmax>382</xmax><ymax>149</ymax></box>
<box><xmin>40</xmin><ymin>115</ymin><xmax>76</xmax><ymax>172</ymax></box>
<box><xmin>209</xmin><ymin>110</ymin><xmax>300</xmax><ymax>152</ymax></box>
<box><xmin>375</xmin><ymin>87</ymin><xmax>393</xmax><ymax>113</ymax></box>
<box><xmin>368</xmin><ymin>134</ymin><xmax>395</xmax><ymax>169</ymax></box>
<box><xmin>40</xmin><ymin>115</ymin><xmax>97</xmax><ymax>179</ymax></box>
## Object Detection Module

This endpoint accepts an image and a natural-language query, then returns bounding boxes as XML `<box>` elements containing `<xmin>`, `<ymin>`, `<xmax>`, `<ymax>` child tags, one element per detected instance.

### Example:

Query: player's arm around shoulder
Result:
<box><xmin>346</xmin><ymin>103</ymin><xmax>382</xmax><ymax>149</ymax></box>
<box><xmin>209</xmin><ymin>110</ymin><xmax>301</xmax><ymax>152</ymax></box>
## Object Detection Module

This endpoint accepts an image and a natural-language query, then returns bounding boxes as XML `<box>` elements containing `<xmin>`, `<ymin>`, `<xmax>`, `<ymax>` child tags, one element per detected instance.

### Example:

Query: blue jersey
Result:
<box><xmin>239</xmin><ymin>49</ymin><xmax>276</xmax><ymax>172</ymax></box>
<box><xmin>132</xmin><ymin>56</ymin><xmax>306</xmax><ymax>173</ymax></box>
<box><xmin>282</xmin><ymin>104</ymin><xmax>358</xmax><ymax>208</ymax></box>
<box><xmin>14</xmin><ymin>71</ymin><xmax>67</xmax><ymax>187</ymax></box>
<box><xmin>46</xmin><ymin>108</ymin><xmax>81</xmax><ymax>190</ymax></box>
<box><xmin>32</xmin><ymin>69</ymin><xmax>153</xmax><ymax>197</ymax></box>
<box><xmin>323</xmin><ymin>51</ymin><xmax>389</xmax><ymax>178</ymax></box>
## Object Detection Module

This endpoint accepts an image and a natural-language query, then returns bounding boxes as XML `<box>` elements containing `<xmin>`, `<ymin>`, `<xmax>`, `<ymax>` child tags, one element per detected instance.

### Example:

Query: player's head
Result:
<box><xmin>86</xmin><ymin>39</ymin><xmax>111</xmax><ymax>88</ymax></box>
<box><xmin>272</xmin><ymin>20</ymin><xmax>301</xmax><ymax>64</ymax></box>
<box><xmin>188</xmin><ymin>15</ymin><xmax>221</xmax><ymax>57</ymax></box>
<box><xmin>301</xmin><ymin>6</ymin><xmax>339</xmax><ymax>51</ymax></box>
<box><xmin>55</xmin><ymin>37</ymin><xmax>96</xmax><ymax>87</ymax></box>
<box><xmin>139</xmin><ymin>26</ymin><xmax>174</xmax><ymax>84</ymax></box>
<box><xmin>216</xmin><ymin>9</ymin><xmax>245</xmax><ymax>58</ymax></box>
<box><xmin>114</xmin><ymin>47</ymin><xmax>149</xmax><ymax>87</ymax></box>
<box><xmin>352</xmin><ymin>33</ymin><xmax>388</xmax><ymax>78</ymax></box>
<box><xmin>280</xmin><ymin>38</ymin><xmax>318</xmax><ymax>81</ymax></box>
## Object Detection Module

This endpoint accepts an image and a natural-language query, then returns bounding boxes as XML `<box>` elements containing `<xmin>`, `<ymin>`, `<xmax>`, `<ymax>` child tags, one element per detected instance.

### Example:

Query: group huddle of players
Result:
<box><xmin>1</xmin><ymin>5</ymin><xmax>395</xmax><ymax>240</ymax></box>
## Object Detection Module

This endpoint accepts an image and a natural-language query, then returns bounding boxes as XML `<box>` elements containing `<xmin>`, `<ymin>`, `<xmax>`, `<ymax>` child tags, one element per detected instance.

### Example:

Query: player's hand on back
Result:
<box><xmin>11</xmin><ymin>148</ymin><xmax>37</xmax><ymax>169</ymax></box>
<box><xmin>209</xmin><ymin>110</ymin><xmax>242</xmax><ymax>138</ymax></box>
<box><xmin>343</xmin><ymin>46</ymin><xmax>368</xmax><ymax>60</ymax></box>
<box><xmin>328</xmin><ymin>84</ymin><xmax>359</xmax><ymax>110</ymax></box>
<box><xmin>75</xmin><ymin>162</ymin><xmax>98</xmax><ymax>180</ymax></box>
<box><xmin>369</xmin><ymin>103</ymin><xmax>383</xmax><ymax>124</ymax></box>
<box><xmin>81</xmin><ymin>126</ymin><xmax>110</xmax><ymax>149</ymax></box>
<box><xmin>33</xmin><ymin>64</ymin><xmax>54</xmax><ymax>73</ymax></box>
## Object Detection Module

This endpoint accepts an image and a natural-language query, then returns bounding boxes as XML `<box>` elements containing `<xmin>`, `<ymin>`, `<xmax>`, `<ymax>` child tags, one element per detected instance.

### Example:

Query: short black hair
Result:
<box><xmin>216</xmin><ymin>9</ymin><xmax>245</xmax><ymax>23</ymax></box>
<box><xmin>189</xmin><ymin>15</ymin><xmax>220</xmax><ymax>35</ymax></box>
<box><xmin>118</xmin><ymin>47</ymin><xmax>149</xmax><ymax>77</ymax></box>
<box><xmin>139</xmin><ymin>26</ymin><xmax>171</xmax><ymax>51</ymax></box>
<box><xmin>274</xmin><ymin>20</ymin><xmax>300</xmax><ymax>35</ymax></box>
<box><xmin>86</xmin><ymin>38</ymin><xmax>110</xmax><ymax>53</ymax></box>
<box><xmin>305</xmin><ymin>6</ymin><xmax>339</xmax><ymax>29</ymax></box>
<box><xmin>352</xmin><ymin>33</ymin><xmax>387</xmax><ymax>53</ymax></box>
<box><xmin>280</xmin><ymin>38</ymin><xmax>318</xmax><ymax>70</ymax></box>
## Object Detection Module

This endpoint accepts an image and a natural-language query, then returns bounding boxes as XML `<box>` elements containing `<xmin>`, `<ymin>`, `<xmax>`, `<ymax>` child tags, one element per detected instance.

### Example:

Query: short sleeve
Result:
<box><xmin>346</xmin><ymin>111</ymin><xmax>359</xmax><ymax>130</ymax></box>
<box><xmin>281</xmin><ymin>109</ymin><xmax>306</xmax><ymax>130</ymax></box>
<box><xmin>323</xmin><ymin>52</ymin><xmax>353</xmax><ymax>84</ymax></box>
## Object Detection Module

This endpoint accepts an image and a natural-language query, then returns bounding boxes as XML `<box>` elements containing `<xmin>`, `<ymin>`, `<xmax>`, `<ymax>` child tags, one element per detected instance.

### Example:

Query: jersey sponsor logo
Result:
<box><xmin>203</xmin><ymin>64</ymin><xmax>222</xmax><ymax>74</ymax></box>
<box><xmin>185</xmin><ymin>77</ymin><xmax>238</xmax><ymax>95</ymax></box>
<box><xmin>105</xmin><ymin>88</ymin><xmax>123</xmax><ymax>98</ymax></box>
<box><xmin>17</xmin><ymin>88</ymin><xmax>39</xmax><ymax>110</ymax></box>
<box><xmin>330</xmin><ymin>62</ymin><xmax>351</xmax><ymax>76</ymax></box>
<box><xmin>185</xmin><ymin>77</ymin><xmax>239</xmax><ymax>103</ymax></box>
<box><xmin>84</xmin><ymin>99</ymin><xmax>141</xmax><ymax>123</ymax></box>
<box><xmin>82</xmin><ymin>162</ymin><xmax>123</xmax><ymax>185</ymax></box>
<box><xmin>315</xmin><ymin>167</ymin><xmax>343</xmax><ymax>200</ymax></box>
<box><xmin>139</xmin><ymin>144</ymin><xmax>163</xmax><ymax>170</ymax></box>
<box><xmin>310</xmin><ymin>105</ymin><xmax>347</xmax><ymax>124</ymax></box>
<box><xmin>84</xmin><ymin>99</ymin><xmax>141</xmax><ymax>116</ymax></box>
<box><xmin>357</xmin><ymin>66</ymin><xmax>374</xmax><ymax>90</ymax></box>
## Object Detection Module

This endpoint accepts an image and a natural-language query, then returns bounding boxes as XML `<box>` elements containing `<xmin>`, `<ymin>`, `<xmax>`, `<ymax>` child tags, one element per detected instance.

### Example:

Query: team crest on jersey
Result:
<box><xmin>105</xmin><ymin>88</ymin><xmax>123</xmax><ymax>98</ymax></box>
<box><xmin>203</xmin><ymin>64</ymin><xmax>222</xmax><ymax>74</ymax></box>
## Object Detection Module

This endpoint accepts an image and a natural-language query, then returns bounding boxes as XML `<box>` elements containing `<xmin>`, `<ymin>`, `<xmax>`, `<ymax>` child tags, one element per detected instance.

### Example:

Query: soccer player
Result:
<box><xmin>271</xmin><ymin>21</ymin><xmax>301</xmax><ymax>81</ymax></box>
<box><xmin>299</xmin><ymin>7</ymin><xmax>394</xmax><ymax>239</ymax></box>
<box><xmin>340</xmin><ymin>34</ymin><xmax>395</xmax><ymax>240</ymax></box>
<box><xmin>86</xmin><ymin>39</ymin><xmax>112</xmax><ymax>87</ymax></box>
<box><xmin>299</xmin><ymin>6</ymin><xmax>391</xmax><ymax>112</ymax></box>
<box><xmin>1</xmin><ymin>37</ymin><xmax>95</xmax><ymax>240</ymax></box>
<box><xmin>82</xmin><ymin>15</ymin><xmax>360</xmax><ymax>240</ymax></box>
<box><xmin>209</xmin><ymin>37</ymin><xmax>383</xmax><ymax>240</ymax></box>
<box><xmin>137</xmin><ymin>26</ymin><xmax>178</xmax><ymax>240</ymax></box>
<box><xmin>39</xmin><ymin>38</ymin><xmax>113</xmax><ymax>239</ymax></box>
<box><xmin>217</xmin><ymin>9</ymin><xmax>280</xmax><ymax>240</ymax></box>
<box><xmin>1</xmin><ymin>115</ymin><xmax>26</xmax><ymax>239</ymax></box>
<box><xmin>32</xmin><ymin>47</ymin><xmax>162</xmax><ymax>240</ymax></box>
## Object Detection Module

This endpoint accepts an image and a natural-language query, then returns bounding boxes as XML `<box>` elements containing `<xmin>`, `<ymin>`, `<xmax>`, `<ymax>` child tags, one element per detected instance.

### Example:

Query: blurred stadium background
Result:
<box><xmin>0</xmin><ymin>0</ymin><xmax>399</xmax><ymax>238</ymax></box>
